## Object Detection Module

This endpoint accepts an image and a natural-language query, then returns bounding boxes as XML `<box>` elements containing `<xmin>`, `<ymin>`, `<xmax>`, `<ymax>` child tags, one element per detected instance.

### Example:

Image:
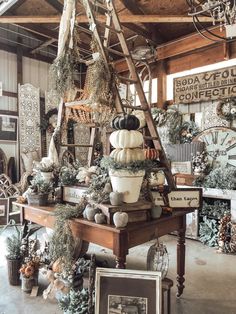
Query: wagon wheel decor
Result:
<box><xmin>0</xmin><ymin>174</ymin><xmax>12</xmax><ymax>188</ymax></box>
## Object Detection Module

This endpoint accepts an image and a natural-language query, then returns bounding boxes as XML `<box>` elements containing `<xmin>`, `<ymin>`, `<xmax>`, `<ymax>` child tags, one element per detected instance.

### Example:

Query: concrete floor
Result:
<box><xmin>0</xmin><ymin>227</ymin><xmax>236</xmax><ymax>314</ymax></box>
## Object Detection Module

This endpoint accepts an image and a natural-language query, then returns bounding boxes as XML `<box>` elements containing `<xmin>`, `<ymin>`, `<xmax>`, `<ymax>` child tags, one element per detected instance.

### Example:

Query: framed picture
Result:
<box><xmin>0</xmin><ymin>198</ymin><xmax>8</xmax><ymax>225</ymax></box>
<box><xmin>95</xmin><ymin>268</ymin><xmax>162</xmax><ymax>314</ymax></box>
<box><xmin>0</xmin><ymin>115</ymin><xmax>18</xmax><ymax>142</ymax></box>
<box><xmin>171</xmin><ymin>161</ymin><xmax>192</xmax><ymax>174</ymax></box>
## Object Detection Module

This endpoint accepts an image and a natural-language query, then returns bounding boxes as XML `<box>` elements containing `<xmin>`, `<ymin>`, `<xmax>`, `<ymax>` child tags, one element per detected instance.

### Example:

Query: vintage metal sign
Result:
<box><xmin>62</xmin><ymin>186</ymin><xmax>87</xmax><ymax>204</ymax></box>
<box><xmin>174</xmin><ymin>65</ymin><xmax>236</xmax><ymax>104</ymax></box>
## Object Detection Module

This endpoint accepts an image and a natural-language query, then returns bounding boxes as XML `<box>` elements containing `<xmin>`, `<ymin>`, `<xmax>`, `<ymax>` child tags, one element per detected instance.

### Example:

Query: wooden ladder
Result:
<box><xmin>82</xmin><ymin>0</ymin><xmax>176</xmax><ymax>189</ymax></box>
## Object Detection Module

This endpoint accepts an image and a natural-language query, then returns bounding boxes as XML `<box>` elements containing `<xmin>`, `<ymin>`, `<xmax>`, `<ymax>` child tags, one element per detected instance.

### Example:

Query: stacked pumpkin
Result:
<box><xmin>109</xmin><ymin>114</ymin><xmax>145</xmax><ymax>203</ymax></box>
<box><xmin>110</xmin><ymin>114</ymin><xmax>145</xmax><ymax>164</ymax></box>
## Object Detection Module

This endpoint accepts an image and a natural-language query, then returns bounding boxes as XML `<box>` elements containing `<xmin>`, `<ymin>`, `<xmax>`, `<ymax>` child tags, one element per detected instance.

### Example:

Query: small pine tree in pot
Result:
<box><xmin>6</xmin><ymin>226</ymin><xmax>22</xmax><ymax>285</ymax></box>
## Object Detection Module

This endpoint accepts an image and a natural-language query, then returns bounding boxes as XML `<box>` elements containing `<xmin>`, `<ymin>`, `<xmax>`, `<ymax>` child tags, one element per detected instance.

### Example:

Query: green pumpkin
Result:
<box><xmin>111</xmin><ymin>114</ymin><xmax>140</xmax><ymax>130</ymax></box>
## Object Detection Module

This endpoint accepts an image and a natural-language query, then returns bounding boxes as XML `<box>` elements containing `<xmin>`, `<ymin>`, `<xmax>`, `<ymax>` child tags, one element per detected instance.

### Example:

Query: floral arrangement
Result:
<box><xmin>216</xmin><ymin>98</ymin><xmax>236</xmax><ymax>121</ymax></box>
<box><xmin>191</xmin><ymin>150</ymin><xmax>210</xmax><ymax>174</ymax></box>
<box><xmin>20</xmin><ymin>238</ymin><xmax>41</xmax><ymax>278</ymax></box>
<box><xmin>34</xmin><ymin>160</ymin><xmax>55</xmax><ymax>172</ymax></box>
<box><xmin>177</xmin><ymin>121</ymin><xmax>200</xmax><ymax>144</ymax></box>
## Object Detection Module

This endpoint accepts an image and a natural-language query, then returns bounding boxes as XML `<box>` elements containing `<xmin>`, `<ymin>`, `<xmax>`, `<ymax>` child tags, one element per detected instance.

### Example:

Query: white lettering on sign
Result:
<box><xmin>168</xmin><ymin>190</ymin><xmax>201</xmax><ymax>208</ymax></box>
<box><xmin>174</xmin><ymin>66</ymin><xmax>236</xmax><ymax>103</ymax></box>
<box><xmin>63</xmin><ymin>186</ymin><xmax>87</xmax><ymax>204</ymax></box>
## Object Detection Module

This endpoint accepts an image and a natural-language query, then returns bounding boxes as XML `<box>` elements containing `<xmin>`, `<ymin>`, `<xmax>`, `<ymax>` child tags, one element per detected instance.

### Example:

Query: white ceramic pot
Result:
<box><xmin>109</xmin><ymin>169</ymin><xmax>145</xmax><ymax>203</ymax></box>
<box><xmin>40</xmin><ymin>171</ymin><xmax>53</xmax><ymax>182</ymax></box>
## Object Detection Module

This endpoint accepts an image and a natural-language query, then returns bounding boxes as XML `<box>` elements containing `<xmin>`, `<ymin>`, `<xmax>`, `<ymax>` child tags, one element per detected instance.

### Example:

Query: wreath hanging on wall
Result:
<box><xmin>39</xmin><ymin>108</ymin><xmax>58</xmax><ymax>133</ymax></box>
<box><xmin>216</xmin><ymin>98</ymin><xmax>236</xmax><ymax>121</ymax></box>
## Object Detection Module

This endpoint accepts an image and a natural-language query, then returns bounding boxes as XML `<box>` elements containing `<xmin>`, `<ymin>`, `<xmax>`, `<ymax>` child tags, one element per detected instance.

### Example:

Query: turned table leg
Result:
<box><xmin>115</xmin><ymin>255</ymin><xmax>126</xmax><ymax>269</ymax></box>
<box><xmin>176</xmin><ymin>223</ymin><xmax>186</xmax><ymax>297</ymax></box>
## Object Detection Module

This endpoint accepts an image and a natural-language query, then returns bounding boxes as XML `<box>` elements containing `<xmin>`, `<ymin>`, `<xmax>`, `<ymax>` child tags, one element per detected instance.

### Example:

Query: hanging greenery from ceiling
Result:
<box><xmin>49</xmin><ymin>0</ymin><xmax>82</xmax><ymax>100</ymax></box>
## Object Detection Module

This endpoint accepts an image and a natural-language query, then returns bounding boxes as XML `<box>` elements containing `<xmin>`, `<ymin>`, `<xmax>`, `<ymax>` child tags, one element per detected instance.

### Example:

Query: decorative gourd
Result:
<box><xmin>109</xmin><ymin>191</ymin><xmax>123</xmax><ymax>206</ymax></box>
<box><xmin>94</xmin><ymin>213</ymin><xmax>106</xmax><ymax>224</ymax></box>
<box><xmin>132</xmin><ymin>110</ymin><xmax>146</xmax><ymax>129</ymax></box>
<box><xmin>110</xmin><ymin>130</ymin><xmax>143</xmax><ymax>148</ymax></box>
<box><xmin>111</xmin><ymin>114</ymin><xmax>140</xmax><ymax>130</ymax></box>
<box><xmin>85</xmin><ymin>204</ymin><xmax>98</xmax><ymax>221</ymax></box>
<box><xmin>145</xmin><ymin>148</ymin><xmax>160</xmax><ymax>160</ymax></box>
<box><xmin>110</xmin><ymin>148</ymin><xmax>145</xmax><ymax>164</ymax></box>
<box><xmin>113</xmin><ymin>211</ymin><xmax>128</xmax><ymax>228</ymax></box>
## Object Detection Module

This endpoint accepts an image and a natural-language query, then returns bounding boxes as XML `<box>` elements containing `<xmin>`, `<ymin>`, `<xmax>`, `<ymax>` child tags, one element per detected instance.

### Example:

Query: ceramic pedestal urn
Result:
<box><xmin>109</xmin><ymin>114</ymin><xmax>145</xmax><ymax>203</ymax></box>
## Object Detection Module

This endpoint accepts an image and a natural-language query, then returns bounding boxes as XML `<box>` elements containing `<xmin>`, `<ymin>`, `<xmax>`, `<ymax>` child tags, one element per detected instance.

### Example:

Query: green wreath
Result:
<box><xmin>216</xmin><ymin>98</ymin><xmax>236</xmax><ymax>121</ymax></box>
<box><xmin>39</xmin><ymin>108</ymin><xmax>58</xmax><ymax>133</ymax></box>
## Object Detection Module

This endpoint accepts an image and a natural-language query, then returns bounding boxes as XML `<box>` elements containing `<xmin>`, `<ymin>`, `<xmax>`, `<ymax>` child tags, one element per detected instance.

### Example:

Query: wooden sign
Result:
<box><xmin>62</xmin><ymin>186</ymin><xmax>88</xmax><ymax>204</ymax></box>
<box><xmin>168</xmin><ymin>189</ymin><xmax>202</xmax><ymax>209</ymax></box>
<box><xmin>151</xmin><ymin>188</ymin><xmax>202</xmax><ymax>209</ymax></box>
<box><xmin>174</xmin><ymin>65</ymin><xmax>236</xmax><ymax>103</ymax></box>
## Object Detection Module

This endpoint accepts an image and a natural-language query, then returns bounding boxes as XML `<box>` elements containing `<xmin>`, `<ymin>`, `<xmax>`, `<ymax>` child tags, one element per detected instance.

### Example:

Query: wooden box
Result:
<box><xmin>174</xmin><ymin>173</ymin><xmax>197</xmax><ymax>186</ymax></box>
<box><xmin>97</xmin><ymin>200</ymin><xmax>152</xmax><ymax>225</ymax></box>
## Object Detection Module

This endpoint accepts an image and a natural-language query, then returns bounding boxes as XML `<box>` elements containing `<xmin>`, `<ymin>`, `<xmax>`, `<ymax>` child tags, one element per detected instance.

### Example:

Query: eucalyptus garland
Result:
<box><xmin>193</xmin><ymin>166</ymin><xmax>236</xmax><ymax>190</ymax></box>
<box><xmin>59</xmin><ymin>288</ymin><xmax>90</xmax><ymax>314</ymax></box>
<box><xmin>201</xmin><ymin>200</ymin><xmax>230</xmax><ymax>219</ymax></box>
<box><xmin>100</xmin><ymin>156</ymin><xmax>158</xmax><ymax>176</ymax></box>
<box><xmin>49</xmin><ymin>199</ymin><xmax>87</xmax><ymax>272</ymax></box>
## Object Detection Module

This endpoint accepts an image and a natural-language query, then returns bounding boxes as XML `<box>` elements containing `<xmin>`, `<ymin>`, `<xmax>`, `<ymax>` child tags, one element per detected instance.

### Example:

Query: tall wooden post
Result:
<box><xmin>157</xmin><ymin>60</ymin><xmax>167</xmax><ymax>108</ymax></box>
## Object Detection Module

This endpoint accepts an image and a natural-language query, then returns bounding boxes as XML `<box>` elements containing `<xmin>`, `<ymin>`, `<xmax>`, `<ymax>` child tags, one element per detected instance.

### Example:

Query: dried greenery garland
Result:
<box><xmin>49</xmin><ymin>199</ymin><xmax>87</xmax><ymax>271</ymax></box>
<box><xmin>49</xmin><ymin>27</ymin><xmax>81</xmax><ymax>98</ymax></box>
<box><xmin>199</xmin><ymin>216</ymin><xmax>218</xmax><ymax>247</ymax></box>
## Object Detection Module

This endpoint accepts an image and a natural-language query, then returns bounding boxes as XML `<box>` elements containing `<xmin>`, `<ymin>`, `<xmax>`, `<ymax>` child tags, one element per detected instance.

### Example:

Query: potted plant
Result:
<box><xmin>26</xmin><ymin>174</ymin><xmax>54</xmax><ymax>206</ymax></box>
<box><xmin>5</xmin><ymin>226</ymin><xmax>22</xmax><ymax>285</ymax></box>
<box><xmin>105</xmin><ymin>114</ymin><xmax>154</xmax><ymax>203</ymax></box>
<box><xmin>34</xmin><ymin>160</ymin><xmax>55</xmax><ymax>182</ymax></box>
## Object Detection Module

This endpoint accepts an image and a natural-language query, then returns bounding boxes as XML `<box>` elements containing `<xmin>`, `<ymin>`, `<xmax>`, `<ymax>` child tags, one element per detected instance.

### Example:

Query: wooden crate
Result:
<box><xmin>97</xmin><ymin>200</ymin><xmax>152</xmax><ymax>225</ymax></box>
<box><xmin>174</xmin><ymin>173</ymin><xmax>197</xmax><ymax>186</ymax></box>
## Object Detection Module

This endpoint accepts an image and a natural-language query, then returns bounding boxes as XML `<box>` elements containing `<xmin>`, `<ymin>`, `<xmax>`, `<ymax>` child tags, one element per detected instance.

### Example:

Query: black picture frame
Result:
<box><xmin>0</xmin><ymin>198</ymin><xmax>8</xmax><ymax>225</ymax></box>
<box><xmin>95</xmin><ymin>268</ymin><xmax>162</xmax><ymax>314</ymax></box>
<box><xmin>0</xmin><ymin>115</ymin><xmax>18</xmax><ymax>142</ymax></box>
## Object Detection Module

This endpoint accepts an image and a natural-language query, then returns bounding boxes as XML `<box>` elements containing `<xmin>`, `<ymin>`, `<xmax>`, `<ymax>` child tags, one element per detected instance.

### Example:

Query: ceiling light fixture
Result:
<box><xmin>186</xmin><ymin>0</ymin><xmax>236</xmax><ymax>41</ymax></box>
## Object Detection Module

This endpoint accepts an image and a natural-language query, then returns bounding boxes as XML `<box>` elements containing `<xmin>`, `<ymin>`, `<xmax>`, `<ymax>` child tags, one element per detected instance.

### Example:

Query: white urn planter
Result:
<box><xmin>109</xmin><ymin>169</ymin><xmax>145</xmax><ymax>203</ymax></box>
<box><xmin>40</xmin><ymin>171</ymin><xmax>53</xmax><ymax>183</ymax></box>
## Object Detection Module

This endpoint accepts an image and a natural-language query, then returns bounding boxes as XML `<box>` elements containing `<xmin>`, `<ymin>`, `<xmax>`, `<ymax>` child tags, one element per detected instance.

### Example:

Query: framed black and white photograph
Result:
<box><xmin>0</xmin><ymin>198</ymin><xmax>8</xmax><ymax>225</ymax></box>
<box><xmin>0</xmin><ymin>115</ymin><xmax>18</xmax><ymax>142</ymax></box>
<box><xmin>95</xmin><ymin>268</ymin><xmax>162</xmax><ymax>314</ymax></box>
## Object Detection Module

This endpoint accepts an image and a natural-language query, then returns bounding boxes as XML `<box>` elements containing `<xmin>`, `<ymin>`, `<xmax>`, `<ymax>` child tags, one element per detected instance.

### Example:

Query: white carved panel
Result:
<box><xmin>201</xmin><ymin>101</ymin><xmax>230</xmax><ymax>130</ymax></box>
<box><xmin>18</xmin><ymin>83</ymin><xmax>41</xmax><ymax>156</ymax></box>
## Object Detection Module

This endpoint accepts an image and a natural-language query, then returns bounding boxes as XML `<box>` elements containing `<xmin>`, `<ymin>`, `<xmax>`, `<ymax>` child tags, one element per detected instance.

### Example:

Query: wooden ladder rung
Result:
<box><xmin>61</xmin><ymin>144</ymin><xmax>93</xmax><ymax>148</ymax></box>
<box><xmin>117</xmin><ymin>75</ymin><xmax>137</xmax><ymax>84</ymax></box>
<box><xmin>106</xmin><ymin>47</ymin><xmax>128</xmax><ymax>57</ymax></box>
<box><xmin>90</xmin><ymin>0</ymin><xmax>111</xmax><ymax>12</ymax></box>
<box><xmin>104</xmin><ymin>24</ymin><xmax>122</xmax><ymax>34</ymax></box>
<box><xmin>122</xmin><ymin>104</ymin><xmax>148</xmax><ymax>111</ymax></box>
<box><xmin>143</xmin><ymin>136</ymin><xmax>160</xmax><ymax>140</ymax></box>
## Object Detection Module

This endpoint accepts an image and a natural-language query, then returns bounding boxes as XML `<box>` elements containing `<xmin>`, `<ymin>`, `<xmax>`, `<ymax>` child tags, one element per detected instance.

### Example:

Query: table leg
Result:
<box><xmin>176</xmin><ymin>225</ymin><xmax>186</xmax><ymax>297</ymax></box>
<box><xmin>176</xmin><ymin>216</ymin><xmax>186</xmax><ymax>298</ymax></box>
<box><xmin>115</xmin><ymin>255</ymin><xmax>126</xmax><ymax>269</ymax></box>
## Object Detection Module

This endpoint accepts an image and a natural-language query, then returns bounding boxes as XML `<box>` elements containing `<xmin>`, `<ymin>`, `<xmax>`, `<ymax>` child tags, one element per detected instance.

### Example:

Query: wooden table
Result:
<box><xmin>15</xmin><ymin>202</ymin><xmax>191</xmax><ymax>297</ymax></box>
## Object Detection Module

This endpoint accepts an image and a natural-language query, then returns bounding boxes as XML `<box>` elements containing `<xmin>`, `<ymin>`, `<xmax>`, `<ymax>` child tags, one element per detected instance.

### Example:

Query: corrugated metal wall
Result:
<box><xmin>0</xmin><ymin>50</ymin><xmax>17</xmax><ymax>111</ymax></box>
<box><xmin>0</xmin><ymin>49</ymin><xmax>50</xmax><ymax>112</ymax></box>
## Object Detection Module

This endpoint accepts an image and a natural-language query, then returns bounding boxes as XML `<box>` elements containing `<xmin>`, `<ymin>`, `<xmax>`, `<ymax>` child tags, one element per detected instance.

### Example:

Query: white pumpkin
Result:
<box><xmin>110</xmin><ymin>148</ymin><xmax>145</xmax><ymax>164</ymax></box>
<box><xmin>109</xmin><ymin>130</ymin><xmax>143</xmax><ymax>148</ymax></box>
<box><xmin>132</xmin><ymin>110</ymin><xmax>146</xmax><ymax>129</ymax></box>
